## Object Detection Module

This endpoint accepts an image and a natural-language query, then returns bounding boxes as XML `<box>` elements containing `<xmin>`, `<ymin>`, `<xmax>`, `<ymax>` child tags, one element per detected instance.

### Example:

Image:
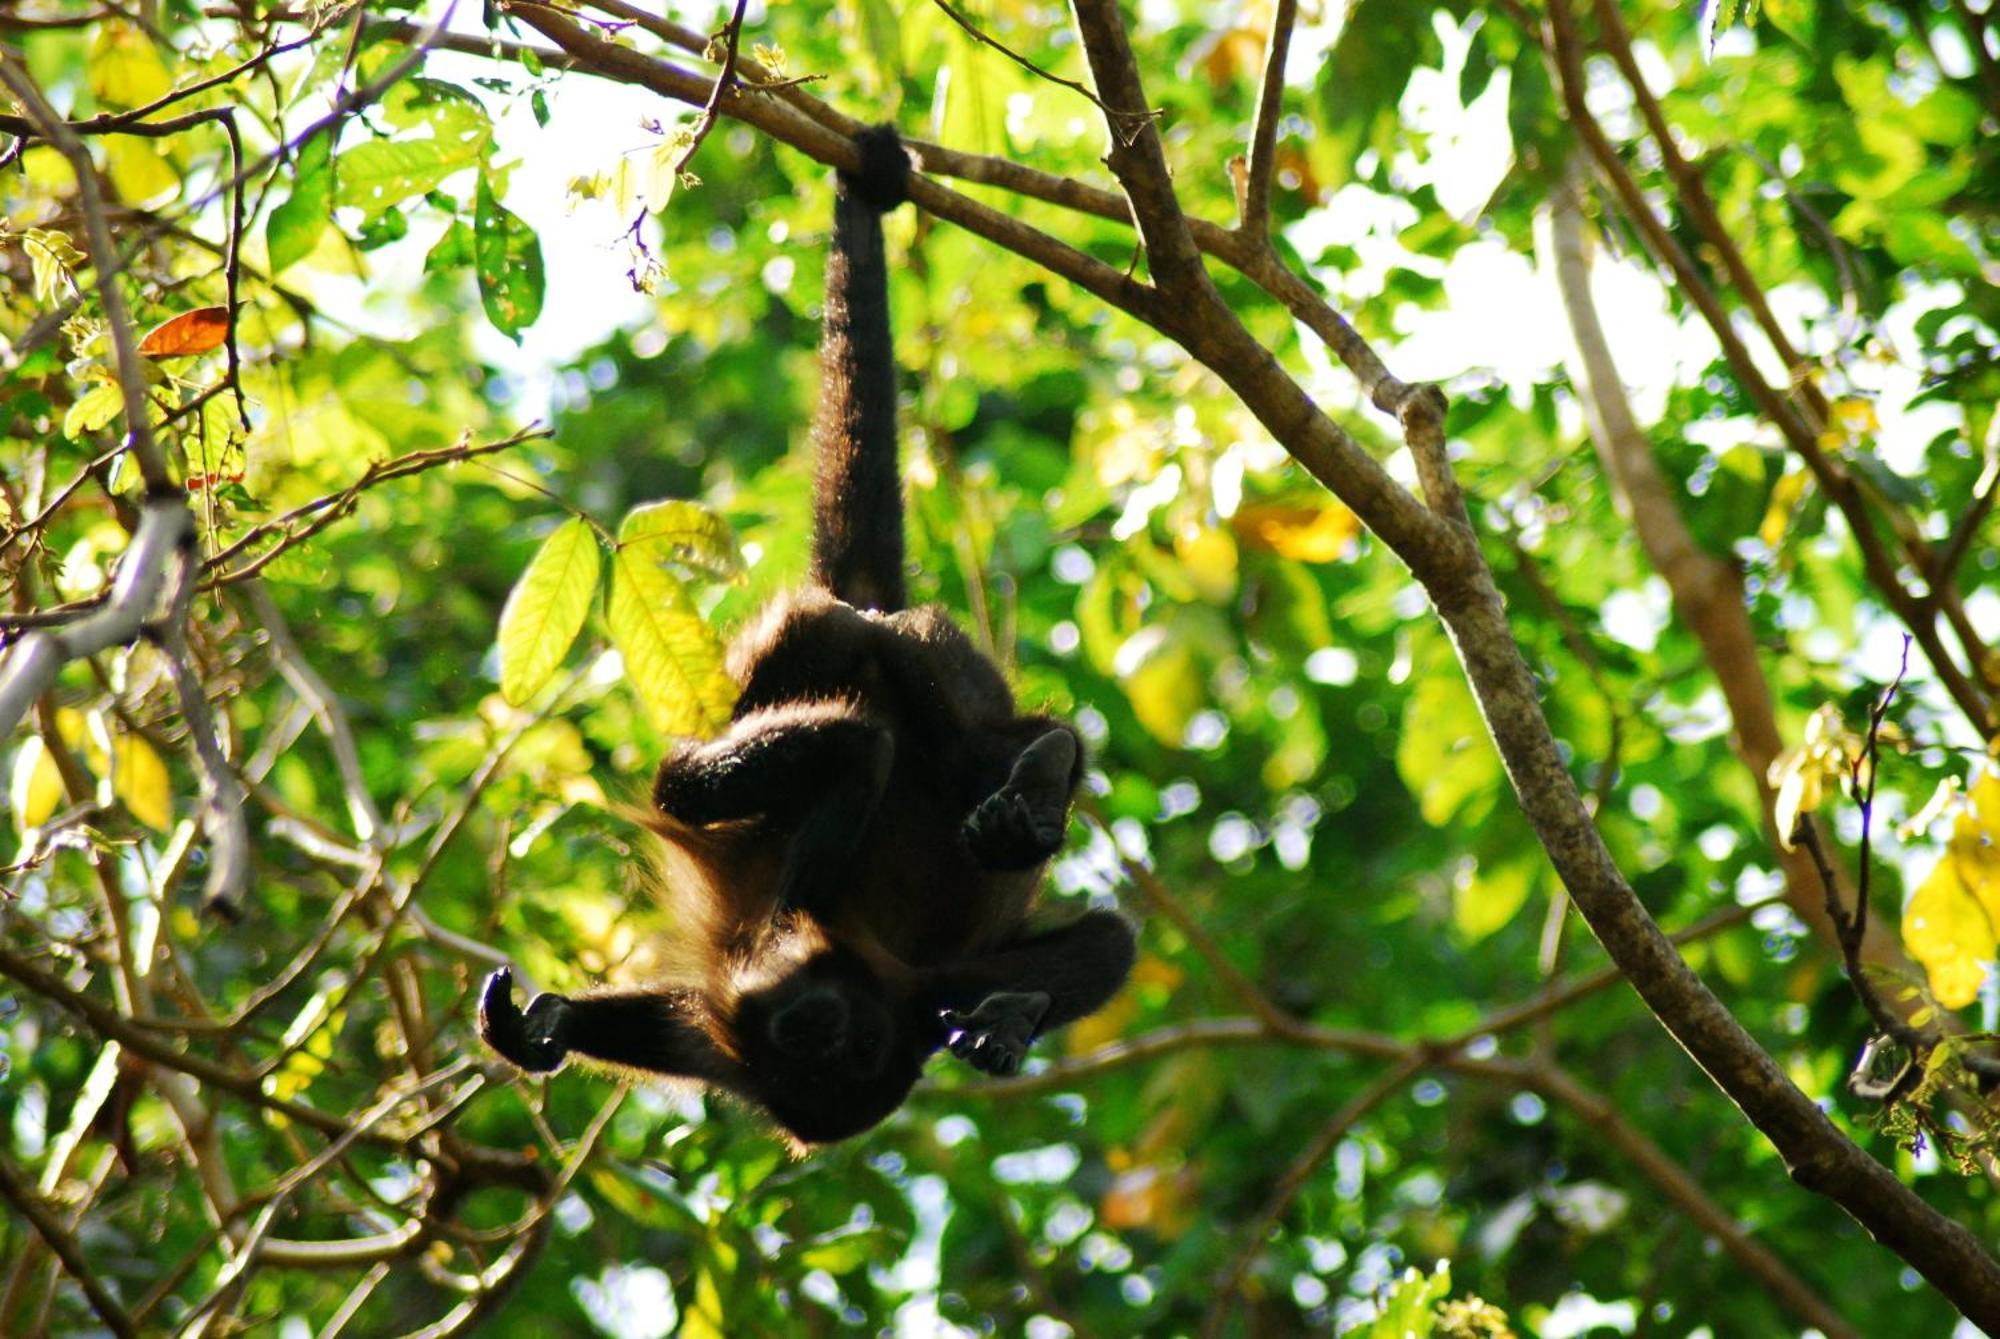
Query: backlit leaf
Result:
<box><xmin>1456</xmin><ymin>857</ymin><xmax>1535</xmax><ymax>941</ymax></box>
<box><xmin>89</xmin><ymin>25</ymin><xmax>172</xmax><ymax>108</ymax></box>
<box><xmin>9</xmin><ymin>737</ymin><xmax>65</xmax><ymax>830</ymax></box>
<box><xmin>618</xmin><ymin>500</ymin><xmax>741</xmax><ymax>578</ymax></box>
<box><xmin>267</xmin><ymin>131</ymin><xmax>334</xmax><ymax>274</ymax></box>
<box><xmin>1232</xmin><ymin>502</ymin><xmax>1359</xmax><ymax>563</ymax></box>
<box><xmin>104</xmin><ymin>137</ymin><xmax>178</xmax><ymax>207</ymax></box>
<box><xmin>607</xmin><ymin>548</ymin><xmax>735</xmax><ymax>737</ymax></box>
<box><xmin>112</xmin><ymin>735</ymin><xmax>173</xmax><ymax>831</ymax></box>
<box><xmin>63</xmin><ymin>381</ymin><xmax>125</xmax><ymax>439</ymax></box>
<box><xmin>138</xmin><ymin>307</ymin><xmax>230</xmax><ymax>358</ymax></box>
<box><xmin>337</xmin><ymin>137</ymin><xmax>483</xmax><ymax>222</ymax></box>
<box><xmin>1903</xmin><ymin>855</ymin><xmax>1994</xmax><ymax>1009</ymax></box>
<box><xmin>498</xmin><ymin>518</ymin><xmax>601</xmax><ymax>706</ymax></box>
<box><xmin>474</xmin><ymin>172</ymin><xmax>545</xmax><ymax>339</ymax></box>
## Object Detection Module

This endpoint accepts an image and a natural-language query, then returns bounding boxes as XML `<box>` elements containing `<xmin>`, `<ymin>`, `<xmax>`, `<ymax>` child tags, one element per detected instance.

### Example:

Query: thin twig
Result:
<box><xmin>931</xmin><ymin>0</ymin><xmax>1152</xmax><ymax>127</ymax></box>
<box><xmin>668</xmin><ymin>0</ymin><xmax>749</xmax><ymax>181</ymax></box>
<box><xmin>0</xmin><ymin>1147</ymin><xmax>137</xmax><ymax>1338</ymax></box>
<box><xmin>1202</xmin><ymin>1055</ymin><xmax>1426</xmax><ymax>1338</ymax></box>
<box><xmin>1239</xmin><ymin>0</ymin><xmax>1297</xmax><ymax>240</ymax></box>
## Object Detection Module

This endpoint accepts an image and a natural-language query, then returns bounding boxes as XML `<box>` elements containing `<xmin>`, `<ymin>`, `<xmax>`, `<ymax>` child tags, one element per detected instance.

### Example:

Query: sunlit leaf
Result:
<box><xmin>138</xmin><ymin>307</ymin><xmax>230</xmax><ymax>358</ymax></box>
<box><xmin>23</xmin><ymin>228</ymin><xmax>83</xmax><ymax>304</ymax></box>
<box><xmin>498</xmin><ymin>518</ymin><xmax>602</xmax><ymax>706</ymax></box>
<box><xmin>337</xmin><ymin>137</ymin><xmax>484</xmax><ymax>222</ymax></box>
<box><xmin>618</xmin><ymin>500</ymin><xmax>741</xmax><ymax>578</ymax></box>
<box><xmin>9</xmin><ymin>737</ymin><xmax>65</xmax><ymax>830</ymax></box>
<box><xmin>1903</xmin><ymin>855</ymin><xmax>1994</xmax><ymax>1009</ymax></box>
<box><xmin>103</xmin><ymin>137</ymin><xmax>179</xmax><ymax>207</ymax></box>
<box><xmin>1232</xmin><ymin>501</ymin><xmax>1360</xmax><ymax>562</ymax></box>
<box><xmin>267</xmin><ymin>131</ymin><xmax>334</xmax><ymax>274</ymax></box>
<box><xmin>1456</xmin><ymin>856</ymin><xmax>1534</xmax><ymax>941</ymax></box>
<box><xmin>89</xmin><ymin>25</ymin><xmax>172</xmax><ymax>108</ymax></box>
<box><xmin>1172</xmin><ymin>524</ymin><xmax>1238</xmax><ymax>603</ymax></box>
<box><xmin>1113</xmin><ymin>624</ymin><xmax>1205</xmax><ymax>748</ymax></box>
<box><xmin>474</xmin><ymin>172</ymin><xmax>545</xmax><ymax>339</ymax></box>
<box><xmin>62</xmin><ymin>380</ymin><xmax>126</xmax><ymax>439</ymax></box>
<box><xmin>112</xmin><ymin>735</ymin><xmax>173</xmax><ymax>832</ymax></box>
<box><xmin>607</xmin><ymin>548</ymin><xmax>735</xmax><ymax>737</ymax></box>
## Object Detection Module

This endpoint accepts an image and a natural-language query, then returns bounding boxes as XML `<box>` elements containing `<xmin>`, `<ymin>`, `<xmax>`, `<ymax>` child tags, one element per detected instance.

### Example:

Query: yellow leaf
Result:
<box><xmin>9</xmin><ymin>737</ymin><xmax>66</xmax><ymax>830</ymax></box>
<box><xmin>1455</xmin><ymin>858</ymin><xmax>1534</xmax><ymax>942</ymax></box>
<box><xmin>1065</xmin><ymin>987</ymin><xmax>1137</xmax><ymax>1055</ymax></box>
<box><xmin>1758</xmin><ymin>468</ymin><xmax>1808</xmax><ymax>549</ymax></box>
<box><xmin>1231</xmin><ymin>502</ymin><xmax>1359</xmax><ymax>563</ymax></box>
<box><xmin>618</xmin><ymin>499</ymin><xmax>740</xmax><ymax>577</ymax></box>
<box><xmin>1967</xmin><ymin>769</ymin><xmax>2000</xmax><ymax>829</ymax></box>
<box><xmin>498</xmin><ymin>518</ymin><xmax>602</xmax><ymax>705</ymax></box>
<box><xmin>103</xmin><ymin>137</ymin><xmax>178</xmax><ymax>207</ymax></box>
<box><xmin>1770</xmin><ymin>755</ymin><xmax>1819</xmax><ymax>849</ymax></box>
<box><xmin>1114</xmin><ymin>625</ymin><xmax>1205</xmax><ymax>748</ymax></box>
<box><xmin>62</xmin><ymin>380</ymin><xmax>125</xmax><ymax>440</ymax></box>
<box><xmin>89</xmin><ymin>26</ymin><xmax>173</xmax><ymax>109</ymax></box>
<box><xmin>1172</xmin><ymin>524</ymin><xmax>1238</xmax><ymax>603</ymax></box>
<box><xmin>1903</xmin><ymin>855</ymin><xmax>1995</xmax><ymax>1009</ymax></box>
<box><xmin>606</xmin><ymin>548</ymin><xmax>735</xmax><ymax>737</ymax></box>
<box><xmin>112</xmin><ymin>735</ymin><xmax>173</xmax><ymax>831</ymax></box>
<box><xmin>20</xmin><ymin>147</ymin><xmax>75</xmax><ymax>197</ymax></box>
<box><xmin>22</xmin><ymin>228</ymin><xmax>83</xmax><ymax>304</ymax></box>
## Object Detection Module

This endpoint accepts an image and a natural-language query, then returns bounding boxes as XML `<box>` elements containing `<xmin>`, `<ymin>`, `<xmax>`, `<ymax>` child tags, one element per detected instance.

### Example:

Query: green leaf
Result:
<box><xmin>474</xmin><ymin>172</ymin><xmax>545</xmax><ymax>339</ymax></box>
<box><xmin>425</xmin><ymin>218</ymin><xmax>476</xmax><ymax>274</ymax></box>
<box><xmin>618</xmin><ymin>500</ymin><xmax>742</xmax><ymax>578</ymax></box>
<box><xmin>498</xmin><ymin>517</ymin><xmax>602</xmax><ymax>706</ymax></box>
<box><xmin>63</xmin><ymin>380</ymin><xmax>125</xmax><ymax>438</ymax></box>
<box><xmin>336</xmin><ymin>137</ymin><xmax>484</xmax><ymax>222</ymax></box>
<box><xmin>1454</xmin><ymin>856</ymin><xmax>1534</xmax><ymax>941</ymax></box>
<box><xmin>267</xmin><ymin>131</ymin><xmax>333</xmax><ymax>274</ymax></box>
<box><xmin>607</xmin><ymin>547</ymin><xmax>735</xmax><ymax>737</ymax></box>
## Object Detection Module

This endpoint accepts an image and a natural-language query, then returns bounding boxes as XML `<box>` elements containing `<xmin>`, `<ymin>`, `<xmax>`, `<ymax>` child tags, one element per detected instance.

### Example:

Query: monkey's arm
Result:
<box><xmin>653</xmin><ymin>710</ymin><xmax>894</xmax><ymax>915</ymax></box>
<box><xmin>928</xmin><ymin>910</ymin><xmax>1136</xmax><ymax>1075</ymax></box>
<box><xmin>480</xmin><ymin>969</ymin><xmax>740</xmax><ymax>1083</ymax></box>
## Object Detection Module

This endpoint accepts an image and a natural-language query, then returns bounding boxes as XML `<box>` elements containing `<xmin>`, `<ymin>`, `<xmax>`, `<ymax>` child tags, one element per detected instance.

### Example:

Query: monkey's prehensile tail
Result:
<box><xmin>810</xmin><ymin>124</ymin><xmax>912</xmax><ymax>614</ymax></box>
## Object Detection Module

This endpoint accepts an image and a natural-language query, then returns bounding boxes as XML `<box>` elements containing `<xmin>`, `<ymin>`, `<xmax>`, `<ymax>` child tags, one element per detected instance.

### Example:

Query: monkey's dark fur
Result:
<box><xmin>480</xmin><ymin>126</ymin><xmax>1135</xmax><ymax>1147</ymax></box>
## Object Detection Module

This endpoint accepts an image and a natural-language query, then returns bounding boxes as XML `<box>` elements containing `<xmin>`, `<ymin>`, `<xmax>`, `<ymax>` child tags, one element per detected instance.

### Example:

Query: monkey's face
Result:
<box><xmin>734</xmin><ymin>952</ymin><xmax>924</xmax><ymax>1144</ymax></box>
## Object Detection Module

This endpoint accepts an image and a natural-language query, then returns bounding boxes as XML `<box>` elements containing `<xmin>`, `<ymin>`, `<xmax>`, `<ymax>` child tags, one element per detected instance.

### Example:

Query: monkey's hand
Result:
<box><xmin>479</xmin><ymin>968</ymin><xmax>573</xmax><ymax>1073</ymax></box>
<box><xmin>941</xmin><ymin>991</ymin><xmax>1050</xmax><ymax>1077</ymax></box>
<box><xmin>964</xmin><ymin>730</ymin><xmax>1077</xmax><ymax>870</ymax></box>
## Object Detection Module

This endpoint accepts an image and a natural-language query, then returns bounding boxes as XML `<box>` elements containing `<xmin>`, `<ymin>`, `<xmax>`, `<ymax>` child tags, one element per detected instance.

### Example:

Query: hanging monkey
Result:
<box><xmin>480</xmin><ymin>126</ymin><xmax>1135</xmax><ymax>1147</ymax></box>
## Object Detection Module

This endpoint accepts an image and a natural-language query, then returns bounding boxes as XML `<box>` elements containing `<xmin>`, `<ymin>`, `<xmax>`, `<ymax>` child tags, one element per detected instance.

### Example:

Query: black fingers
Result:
<box><xmin>942</xmin><ymin>990</ymin><xmax>1051</xmax><ymax>1076</ymax></box>
<box><xmin>479</xmin><ymin>968</ymin><xmax>572</xmax><ymax>1073</ymax></box>
<box><xmin>963</xmin><ymin>728</ymin><xmax>1079</xmax><ymax>869</ymax></box>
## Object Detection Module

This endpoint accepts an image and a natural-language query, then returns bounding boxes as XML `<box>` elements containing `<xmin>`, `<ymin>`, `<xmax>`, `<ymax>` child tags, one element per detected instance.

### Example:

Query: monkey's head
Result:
<box><xmin>730</xmin><ymin>948</ymin><xmax>930</xmax><ymax>1145</ymax></box>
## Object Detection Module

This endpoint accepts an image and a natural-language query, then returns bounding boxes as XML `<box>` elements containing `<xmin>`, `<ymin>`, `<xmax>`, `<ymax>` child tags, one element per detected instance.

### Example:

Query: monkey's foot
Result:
<box><xmin>964</xmin><ymin>730</ymin><xmax>1077</xmax><ymax>869</ymax></box>
<box><xmin>479</xmin><ymin>968</ymin><xmax>573</xmax><ymax>1073</ymax></box>
<box><xmin>941</xmin><ymin>991</ymin><xmax>1050</xmax><ymax>1077</ymax></box>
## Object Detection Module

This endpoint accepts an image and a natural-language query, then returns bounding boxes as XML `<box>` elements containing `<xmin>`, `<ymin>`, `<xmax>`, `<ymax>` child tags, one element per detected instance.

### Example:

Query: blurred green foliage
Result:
<box><xmin>1</xmin><ymin>0</ymin><xmax>1996</xmax><ymax>1335</ymax></box>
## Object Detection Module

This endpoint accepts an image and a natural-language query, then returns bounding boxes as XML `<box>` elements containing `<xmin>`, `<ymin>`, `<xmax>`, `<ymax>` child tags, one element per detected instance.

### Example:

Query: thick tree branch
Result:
<box><xmin>1066</xmin><ymin>0</ymin><xmax>1204</xmax><ymax>290</ymax></box>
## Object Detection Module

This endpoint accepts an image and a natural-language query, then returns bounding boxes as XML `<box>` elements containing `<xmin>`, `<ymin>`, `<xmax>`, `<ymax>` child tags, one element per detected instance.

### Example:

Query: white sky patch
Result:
<box><xmin>1599</xmin><ymin>581</ymin><xmax>1669</xmax><ymax>653</ymax></box>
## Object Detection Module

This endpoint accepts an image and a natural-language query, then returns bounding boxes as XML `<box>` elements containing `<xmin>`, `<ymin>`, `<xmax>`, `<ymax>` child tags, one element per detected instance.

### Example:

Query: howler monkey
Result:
<box><xmin>480</xmin><ymin>126</ymin><xmax>1135</xmax><ymax>1147</ymax></box>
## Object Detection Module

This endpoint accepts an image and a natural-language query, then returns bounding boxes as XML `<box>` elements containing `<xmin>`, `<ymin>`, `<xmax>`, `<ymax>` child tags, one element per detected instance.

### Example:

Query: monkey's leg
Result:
<box><xmin>653</xmin><ymin>710</ymin><xmax>894</xmax><ymax>915</ymax></box>
<box><xmin>480</xmin><ymin>969</ymin><xmax>741</xmax><ymax>1084</ymax></box>
<box><xmin>962</xmin><ymin>726</ymin><xmax>1080</xmax><ymax>870</ymax></box>
<box><xmin>931</xmin><ymin>910</ymin><xmax>1136</xmax><ymax>1074</ymax></box>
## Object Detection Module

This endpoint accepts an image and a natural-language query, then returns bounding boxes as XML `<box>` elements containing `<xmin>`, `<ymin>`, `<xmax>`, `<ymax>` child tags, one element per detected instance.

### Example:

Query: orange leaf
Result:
<box><xmin>138</xmin><ymin>306</ymin><xmax>230</xmax><ymax>357</ymax></box>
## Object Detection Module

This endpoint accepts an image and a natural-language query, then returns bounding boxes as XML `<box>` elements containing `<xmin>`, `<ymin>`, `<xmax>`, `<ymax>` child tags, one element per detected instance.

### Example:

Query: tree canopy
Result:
<box><xmin>2</xmin><ymin>0</ymin><xmax>1998</xmax><ymax>1335</ymax></box>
